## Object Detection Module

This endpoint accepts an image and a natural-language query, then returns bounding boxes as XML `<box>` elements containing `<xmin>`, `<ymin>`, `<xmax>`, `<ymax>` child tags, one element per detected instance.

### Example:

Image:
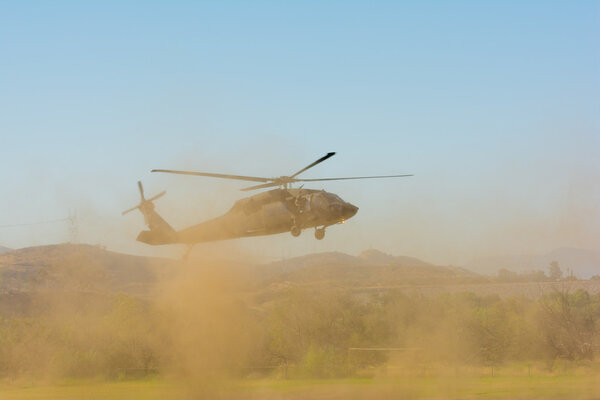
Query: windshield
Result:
<box><xmin>323</xmin><ymin>193</ymin><xmax>343</xmax><ymax>202</ymax></box>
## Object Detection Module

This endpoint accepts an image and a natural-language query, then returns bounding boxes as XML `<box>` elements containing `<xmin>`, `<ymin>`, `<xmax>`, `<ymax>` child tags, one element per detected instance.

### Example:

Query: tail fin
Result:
<box><xmin>122</xmin><ymin>181</ymin><xmax>177</xmax><ymax>245</ymax></box>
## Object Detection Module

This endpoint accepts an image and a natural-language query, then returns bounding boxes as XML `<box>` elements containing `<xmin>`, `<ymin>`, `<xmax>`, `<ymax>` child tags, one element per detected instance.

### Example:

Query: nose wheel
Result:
<box><xmin>290</xmin><ymin>225</ymin><xmax>301</xmax><ymax>237</ymax></box>
<box><xmin>314</xmin><ymin>227</ymin><xmax>325</xmax><ymax>240</ymax></box>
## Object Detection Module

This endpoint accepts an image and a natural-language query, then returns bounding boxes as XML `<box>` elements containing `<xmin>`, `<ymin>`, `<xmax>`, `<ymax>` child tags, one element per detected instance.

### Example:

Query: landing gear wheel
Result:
<box><xmin>290</xmin><ymin>225</ymin><xmax>301</xmax><ymax>237</ymax></box>
<box><xmin>314</xmin><ymin>228</ymin><xmax>325</xmax><ymax>240</ymax></box>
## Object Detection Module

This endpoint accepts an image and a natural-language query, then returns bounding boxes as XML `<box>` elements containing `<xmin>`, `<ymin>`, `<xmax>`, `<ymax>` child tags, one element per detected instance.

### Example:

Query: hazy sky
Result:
<box><xmin>1</xmin><ymin>1</ymin><xmax>598</xmax><ymax>265</ymax></box>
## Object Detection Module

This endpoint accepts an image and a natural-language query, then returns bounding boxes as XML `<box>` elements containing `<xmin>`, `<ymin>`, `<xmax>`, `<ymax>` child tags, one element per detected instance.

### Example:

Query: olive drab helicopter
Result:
<box><xmin>123</xmin><ymin>152</ymin><xmax>411</xmax><ymax>247</ymax></box>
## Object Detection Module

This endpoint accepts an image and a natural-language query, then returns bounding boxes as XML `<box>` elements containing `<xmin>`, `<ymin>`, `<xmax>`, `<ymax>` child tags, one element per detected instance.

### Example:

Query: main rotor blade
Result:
<box><xmin>296</xmin><ymin>174</ymin><xmax>413</xmax><ymax>182</ymax></box>
<box><xmin>290</xmin><ymin>152</ymin><xmax>336</xmax><ymax>178</ymax></box>
<box><xmin>240</xmin><ymin>182</ymin><xmax>281</xmax><ymax>191</ymax></box>
<box><xmin>151</xmin><ymin>169</ymin><xmax>270</xmax><ymax>183</ymax></box>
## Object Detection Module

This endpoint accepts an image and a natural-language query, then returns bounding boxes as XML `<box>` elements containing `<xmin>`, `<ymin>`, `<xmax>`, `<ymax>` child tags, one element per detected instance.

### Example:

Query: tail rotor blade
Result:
<box><xmin>138</xmin><ymin>181</ymin><xmax>145</xmax><ymax>201</ymax></box>
<box><xmin>122</xmin><ymin>206</ymin><xmax>139</xmax><ymax>216</ymax></box>
<box><xmin>147</xmin><ymin>191</ymin><xmax>166</xmax><ymax>202</ymax></box>
<box><xmin>123</xmin><ymin>182</ymin><xmax>165</xmax><ymax>217</ymax></box>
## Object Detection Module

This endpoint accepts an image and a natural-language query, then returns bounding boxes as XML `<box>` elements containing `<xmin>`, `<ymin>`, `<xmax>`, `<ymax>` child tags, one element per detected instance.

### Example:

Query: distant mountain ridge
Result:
<box><xmin>0</xmin><ymin>246</ymin><xmax>11</xmax><ymax>253</ymax></box>
<box><xmin>467</xmin><ymin>247</ymin><xmax>600</xmax><ymax>279</ymax></box>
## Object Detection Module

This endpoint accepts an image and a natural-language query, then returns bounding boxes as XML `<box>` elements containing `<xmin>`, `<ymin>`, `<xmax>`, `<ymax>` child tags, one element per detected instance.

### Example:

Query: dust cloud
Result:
<box><xmin>1</xmin><ymin>241</ymin><xmax>600</xmax><ymax>399</ymax></box>
<box><xmin>155</xmin><ymin>252</ymin><xmax>263</xmax><ymax>398</ymax></box>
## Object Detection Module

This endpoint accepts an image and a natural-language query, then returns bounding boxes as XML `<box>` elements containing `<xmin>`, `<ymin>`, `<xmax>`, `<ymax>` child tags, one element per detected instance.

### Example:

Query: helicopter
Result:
<box><xmin>123</xmin><ymin>152</ymin><xmax>411</xmax><ymax>246</ymax></box>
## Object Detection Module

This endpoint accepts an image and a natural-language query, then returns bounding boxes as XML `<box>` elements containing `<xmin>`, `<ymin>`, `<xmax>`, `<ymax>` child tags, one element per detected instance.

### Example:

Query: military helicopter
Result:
<box><xmin>123</xmin><ymin>152</ymin><xmax>411</xmax><ymax>246</ymax></box>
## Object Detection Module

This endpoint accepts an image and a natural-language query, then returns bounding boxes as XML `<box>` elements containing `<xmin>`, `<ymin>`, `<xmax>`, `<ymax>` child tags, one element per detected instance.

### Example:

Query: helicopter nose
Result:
<box><xmin>343</xmin><ymin>203</ymin><xmax>359</xmax><ymax>219</ymax></box>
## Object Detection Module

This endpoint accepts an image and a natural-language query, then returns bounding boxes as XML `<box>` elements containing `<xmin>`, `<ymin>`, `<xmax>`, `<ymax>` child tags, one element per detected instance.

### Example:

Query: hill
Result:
<box><xmin>0</xmin><ymin>246</ymin><xmax>478</xmax><ymax>296</ymax></box>
<box><xmin>2</xmin><ymin>244</ymin><xmax>597</xmax><ymax>314</ymax></box>
<box><xmin>257</xmin><ymin>249</ymin><xmax>432</xmax><ymax>275</ymax></box>
<box><xmin>257</xmin><ymin>249</ymin><xmax>480</xmax><ymax>289</ymax></box>
<box><xmin>359</xmin><ymin>249</ymin><xmax>431</xmax><ymax>266</ymax></box>
<box><xmin>0</xmin><ymin>245</ymin><xmax>11</xmax><ymax>253</ymax></box>
<box><xmin>467</xmin><ymin>247</ymin><xmax>600</xmax><ymax>279</ymax></box>
<box><xmin>0</xmin><ymin>243</ymin><xmax>177</xmax><ymax>295</ymax></box>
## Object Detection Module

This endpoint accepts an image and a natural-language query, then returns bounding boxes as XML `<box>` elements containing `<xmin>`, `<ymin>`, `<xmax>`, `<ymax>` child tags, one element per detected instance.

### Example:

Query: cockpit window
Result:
<box><xmin>324</xmin><ymin>193</ymin><xmax>343</xmax><ymax>202</ymax></box>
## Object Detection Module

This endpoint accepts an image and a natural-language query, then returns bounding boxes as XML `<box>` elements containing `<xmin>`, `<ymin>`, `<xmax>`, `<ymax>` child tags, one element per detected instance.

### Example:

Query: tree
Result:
<box><xmin>548</xmin><ymin>261</ymin><xmax>562</xmax><ymax>280</ymax></box>
<box><xmin>537</xmin><ymin>289</ymin><xmax>599</xmax><ymax>360</ymax></box>
<box><xmin>497</xmin><ymin>269</ymin><xmax>517</xmax><ymax>282</ymax></box>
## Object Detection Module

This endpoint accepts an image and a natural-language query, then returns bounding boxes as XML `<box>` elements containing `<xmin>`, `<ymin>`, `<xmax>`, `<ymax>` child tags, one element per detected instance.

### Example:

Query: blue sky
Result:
<box><xmin>1</xmin><ymin>1</ymin><xmax>598</xmax><ymax>264</ymax></box>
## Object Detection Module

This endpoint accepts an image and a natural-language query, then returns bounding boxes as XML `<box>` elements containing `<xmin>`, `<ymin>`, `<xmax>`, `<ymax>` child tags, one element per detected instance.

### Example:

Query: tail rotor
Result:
<box><xmin>122</xmin><ymin>181</ymin><xmax>166</xmax><ymax>216</ymax></box>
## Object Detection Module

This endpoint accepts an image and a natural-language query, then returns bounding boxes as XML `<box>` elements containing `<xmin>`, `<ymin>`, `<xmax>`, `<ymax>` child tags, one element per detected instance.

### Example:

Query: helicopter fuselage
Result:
<box><xmin>136</xmin><ymin>188</ymin><xmax>358</xmax><ymax>245</ymax></box>
<box><xmin>127</xmin><ymin>152</ymin><xmax>409</xmax><ymax>246</ymax></box>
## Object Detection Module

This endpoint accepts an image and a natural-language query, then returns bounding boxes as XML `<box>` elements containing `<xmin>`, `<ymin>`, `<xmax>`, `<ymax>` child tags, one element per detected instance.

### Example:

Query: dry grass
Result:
<box><xmin>1</xmin><ymin>375</ymin><xmax>599</xmax><ymax>400</ymax></box>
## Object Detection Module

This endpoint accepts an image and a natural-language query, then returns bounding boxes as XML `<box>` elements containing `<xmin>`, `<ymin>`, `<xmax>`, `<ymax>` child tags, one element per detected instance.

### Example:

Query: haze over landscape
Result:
<box><xmin>1</xmin><ymin>2</ymin><xmax>599</xmax><ymax>399</ymax></box>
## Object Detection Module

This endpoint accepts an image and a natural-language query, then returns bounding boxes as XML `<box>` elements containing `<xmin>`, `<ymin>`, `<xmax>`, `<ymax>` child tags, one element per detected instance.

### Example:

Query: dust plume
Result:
<box><xmin>155</xmin><ymin>251</ymin><xmax>263</xmax><ymax>398</ymax></box>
